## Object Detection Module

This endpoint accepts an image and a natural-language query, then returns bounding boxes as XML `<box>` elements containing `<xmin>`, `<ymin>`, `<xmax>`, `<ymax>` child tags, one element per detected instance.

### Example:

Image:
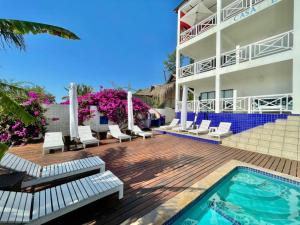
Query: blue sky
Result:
<box><xmin>0</xmin><ymin>0</ymin><xmax>181</xmax><ymax>101</ymax></box>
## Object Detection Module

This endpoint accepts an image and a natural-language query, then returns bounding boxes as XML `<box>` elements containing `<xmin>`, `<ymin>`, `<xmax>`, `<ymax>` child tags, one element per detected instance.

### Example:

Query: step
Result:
<box><xmin>288</xmin><ymin>116</ymin><xmax>300</xmax><ymax>122</ymax></box>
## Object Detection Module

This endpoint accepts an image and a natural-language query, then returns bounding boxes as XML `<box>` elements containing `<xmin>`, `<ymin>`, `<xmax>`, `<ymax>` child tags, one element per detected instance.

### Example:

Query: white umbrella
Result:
<box><xmin>181</xmin><ymin>2</ymin><xmax>213</xmax><ymax>26</ymax></box>
<box><xmin>181</xmin><ymin>86</ymin><xmax>188</xmax><ymax>130</ymax></box>
<box><xmin>69</xmin><ymin>83</ymin><xmax>79</xmax><ymax>140</ymax></box>
<box><xmin>127</xmin><ymin>91</ymin><xmax>134</xmax><ymax>131</ymax></box>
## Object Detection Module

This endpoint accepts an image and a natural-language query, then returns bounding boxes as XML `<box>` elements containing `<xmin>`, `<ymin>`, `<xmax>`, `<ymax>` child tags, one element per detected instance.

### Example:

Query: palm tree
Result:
<box><xmin>0</xmin><ymin>19</ymin><xmax>79</xmax><ymax>155</ymax></box>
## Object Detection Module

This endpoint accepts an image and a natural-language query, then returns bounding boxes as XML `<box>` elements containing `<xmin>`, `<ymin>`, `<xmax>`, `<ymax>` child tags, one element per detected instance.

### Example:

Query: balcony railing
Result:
<box><xmin>222</xmin><ymin>0</ymin><xmax>265</xmax><ymax>22</ymax></box>
<box><xmin>180</xmin><ymin>14</ymin><xmax>217</xmax><ymax>44</ymax></box>
<box><xmin>179</xmin><ymin>56</ymin><xmax>216</xmax><ymax>78</ymax></box>
<box><xmin>221</xmin><ymin>30</ymin><xmax>293</xmax><ymax>67</ymax></box>
<box><xmin>177</xmin><ymin>94</ymin><xmax>293</xmax><ymax>113</ymax></box>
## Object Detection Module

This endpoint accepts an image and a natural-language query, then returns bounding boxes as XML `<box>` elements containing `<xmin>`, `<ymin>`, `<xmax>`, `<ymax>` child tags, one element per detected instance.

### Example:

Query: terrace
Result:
<box><xmin>8</xmin><ymin>133</ymin><xmax>300</xmax><ymax>224</ymax></box>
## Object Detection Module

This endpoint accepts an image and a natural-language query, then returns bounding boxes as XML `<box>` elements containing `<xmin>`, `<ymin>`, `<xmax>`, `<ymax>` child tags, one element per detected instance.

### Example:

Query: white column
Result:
<box><xmin>215</xmin><ymin>0</ymin><xmax>222</xmax><ymax>113</ymax></box>
<box><xmin>236</xmin><ymin>45</ymin><xmax>240</xmax><ymax>65</ymax></box>
<box><xmin>293</xmin><ymin>0</ymin><xmax>300</xmax><ymax>114</ymax></box>
<box><xmin>175</xmin><ymin>9</ymin><xmax>181</xmax><ymax>112</ymax></box>
<box><xmin>233</xmin><ymin>90</ymin><xmax>237</xmax><ymax>112</ymax></box>
<box><xmin>181</xmin><ymin>84</ymin><xmax>188</xmax><ymax>129</ymax></box>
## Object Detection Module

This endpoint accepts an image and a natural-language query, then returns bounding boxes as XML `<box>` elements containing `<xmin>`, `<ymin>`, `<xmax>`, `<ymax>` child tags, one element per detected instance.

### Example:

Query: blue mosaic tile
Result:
<box><xmin>176</xmin><ymin>112</ymin><xmax>289</xmax><ymax>134</ymax></box>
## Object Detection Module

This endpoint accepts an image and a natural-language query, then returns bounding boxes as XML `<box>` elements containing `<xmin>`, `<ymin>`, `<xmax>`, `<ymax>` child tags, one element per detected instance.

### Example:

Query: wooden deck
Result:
<box><xmin>9</xmin><ymin>133</ymin><xmax>300</xmax><ymax>225</ymax></box>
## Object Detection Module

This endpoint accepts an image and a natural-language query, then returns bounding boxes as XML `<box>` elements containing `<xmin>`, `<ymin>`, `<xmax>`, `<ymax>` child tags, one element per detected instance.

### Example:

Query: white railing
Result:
<box><xmin>180</xmin><ymin>14</ymin><xmax>217</xmax><ymax>44</ymax></box>
<box><xmin>177</xmin><ymin>94</ymin><xmax>293</xmax><ymax>114</ymax></box>
<box><xmin>221</xmin><ymin>45</ymin><xmax>250</xmax><ymax>67</ymax></box>
<box><xmin>222</xmin><ymin>0</ymin><xmax>265</xmax><ymax>21</ymax></box>
<box><xmin>221</xmin><ymin>94</ymin><xmax>293</xmax><ymax>113</ymax></box>
<box><xmin>251</xmin><ymin>30</ymin><xmax>294</xmax><ymax>59</ymax></box>
<box><xmin>221</xmin><ymin>30</ymin><xmax>293</xmax><ymax>68</ymax></box>
<box><xmin>179</xmin><ymin>56</ymin><xmax>216</xmax><ymax>78</ymax></box>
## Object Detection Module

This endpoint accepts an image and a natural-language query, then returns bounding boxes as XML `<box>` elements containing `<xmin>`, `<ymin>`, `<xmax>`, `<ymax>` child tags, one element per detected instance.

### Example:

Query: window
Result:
<box><xmin>199</xmin><ymin>89</ymin><xmax>234</xmax><ymax>100</ymax></box>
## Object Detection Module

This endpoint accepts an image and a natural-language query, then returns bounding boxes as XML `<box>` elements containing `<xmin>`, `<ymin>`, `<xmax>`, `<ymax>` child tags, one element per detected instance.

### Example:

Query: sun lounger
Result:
<box><xmin>208</xmin><ymin>122</ymin><xmax>232</xmax><ymax>139</ymax></box>
<box><xmin>43</xmin><ymin>132</ymin><xmax>64</xmax><ymax>155</ymax></box>
<box><xmin>158</xmin><ymin>119</ymin><xmax>179</xmax><ymax>130</ymax></box>
<box><xmin>188</xmin><ymin>120</ymin><xmax>211</xmax><ymax>135</ymax></box>
<box><xmin>78</xmin><ymin>126</ymin><xmax>100</xmax><ymax>148</ymax></box>
<box><xmin>108</xmin><ymin>125</ymin><xmax>131</xmax><ymax>143</ymax></box>
<box><xmin>132</xmin><ymin>125</ymin><xmax>153</xmax><ymax>139</ymax></box>
<box><xmin>0</xmin><ymin>171</ymin><xmax>123</xmax><ymax>225</ymax></box>
<box><xmin>0</xmin><ymin>152</ymin><xmax>105</xmax><ymax>188</ymax></box>
<box><xmin>172</xmin><ymin>120</ymin><xmax>194</xmax><ymax>132</ymax></box>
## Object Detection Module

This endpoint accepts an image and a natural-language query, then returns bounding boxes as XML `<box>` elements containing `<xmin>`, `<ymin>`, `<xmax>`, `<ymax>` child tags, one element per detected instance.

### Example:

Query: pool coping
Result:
<box><xmin>130</xmin><ymin>160</ymin><xmax>300</xmax><ymax>225</ymax></box>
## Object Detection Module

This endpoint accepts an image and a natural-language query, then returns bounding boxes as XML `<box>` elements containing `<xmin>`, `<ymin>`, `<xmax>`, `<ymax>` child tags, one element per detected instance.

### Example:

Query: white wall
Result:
<box><xmin>43</xmin><ymin>104</ymin><xmax>69</xmax><ymax>136</ymax></box>
<box><xmin>155</xmin><ymin>108</ymin><xmax>175</xmax><ymax>123</ymax></box>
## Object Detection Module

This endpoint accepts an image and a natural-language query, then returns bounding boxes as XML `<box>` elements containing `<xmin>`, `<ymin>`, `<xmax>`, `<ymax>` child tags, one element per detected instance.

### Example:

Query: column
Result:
<box><xmin>293</xmin><ymin>0</ymin><xmax>300</xmax><ymax>114</ymax></box>
<box><xmin>215</xmin><ymin>0</ymin><xmax>222</xmax><ymax>113</ymax></box>
<box><xmin>175</xmin><ymin>9</ymin><xmax>181</xmax><ymax>112</ymax></box>
<box><xmin>181</xmin><ymin>84</ymin><xmax>188</xmax><ymax>129</ymax></box>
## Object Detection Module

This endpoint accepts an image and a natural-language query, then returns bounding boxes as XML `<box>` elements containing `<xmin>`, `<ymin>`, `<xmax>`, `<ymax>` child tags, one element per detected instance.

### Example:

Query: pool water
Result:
<box><xmin>168</xmin><ymin>167</ymin><xmax>300</xmax><ymax>225</ymax></box>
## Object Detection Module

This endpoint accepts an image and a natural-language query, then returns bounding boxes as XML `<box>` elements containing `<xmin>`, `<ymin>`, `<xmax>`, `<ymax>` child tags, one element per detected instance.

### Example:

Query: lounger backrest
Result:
<box><xmin>186</xmin><ymin>121</ymin><xmax>194</xmax><ymax>128</ymax></box>
<box><xmin>109</xmin><ymin>125</ymin><xmax>122</xmax><ymax>137</ymax></box>
<box><xmin>133</xmin><ymin>125</ymin><xmax>142</xmax><ymax>133</ymax></box>
<box><xmin>218</xmin><ymin>122</ymin><xmax>232</xmax><ymax>133</ymax></box>
<box><xmin>199</xmin><ymin>120</ymin><xmax>211</xmax><ymax>130</ymax></box>
<box><xmin>169</xmin><ymin>119</ymin><xmax>179</xmax><ymax>127</ymax></box>
<box><xmin>78</xmin><ymin>126</ymin><xmax>94</xmax><ymax>139</ymax></box>
<box><xmin>44</xmin><ymin>132</ymin><xmax>63</xmax><ymax>143</ymax></box>
<box><xmin>0</xmin><ymin>153</ymin><xmax>41</xmax><ymax>177</ymax></box>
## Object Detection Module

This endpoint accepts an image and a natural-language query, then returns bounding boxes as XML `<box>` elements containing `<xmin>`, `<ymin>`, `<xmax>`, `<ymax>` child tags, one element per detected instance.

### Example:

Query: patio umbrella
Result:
<box><xmin>69</xmin><ymin>82</ymin><xmax>79</xmax><ymax>140</ymax></box>
<box><xmin>181</xmin><ymin>86</ymin><xmax>188</xmax><ymax>130</ymax></box>
<box><xmin>181</xmin><ymin>2</ymin><xmax>212</xmax><ymax>26</ymax></box>
<box><xmin>127</xmin><ymin>91</ymin><xmax>134</xmax><ymax>131</ymax></box>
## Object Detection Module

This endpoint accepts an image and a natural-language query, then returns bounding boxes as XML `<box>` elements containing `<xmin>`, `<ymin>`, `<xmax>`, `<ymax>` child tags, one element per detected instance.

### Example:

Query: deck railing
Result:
<box><xmin>222</xmin><ymin>0</ymin><xmax>265</xmax><ymax>21</ymax></box>
<box><xmin>177</xmin><ymin>94</ymin><xmax>293</xmax><ymax>113</ymax></box>
<box><xmin>180</xmin><ymin>14</ymin><xmax>217</xmax><ymax>44</ymax></box>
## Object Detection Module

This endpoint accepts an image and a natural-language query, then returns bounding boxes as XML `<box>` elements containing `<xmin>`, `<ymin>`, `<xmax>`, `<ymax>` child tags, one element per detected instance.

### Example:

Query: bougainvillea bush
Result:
<box><xmin>62</xmin><ymin>89</ymin><xmax>150</xmax><ymax>129</ymax></box>
<box><xmin>0</xmin><ymin>91</ymin><xmax>52</xmax><ymax>145</ymax></box>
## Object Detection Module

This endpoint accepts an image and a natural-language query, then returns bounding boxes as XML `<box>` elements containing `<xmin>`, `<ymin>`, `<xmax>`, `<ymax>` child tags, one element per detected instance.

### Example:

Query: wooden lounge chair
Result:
<box><xmin>132</xmin><ymin>125</ymin><xmax>153</xmax><ymax>139</ymax></box>
<box><xmin>108</xmin><ymin>125</ymin><xmax>131</xmax><ymax>143</ymax></box>
<box><xmin>0</xmin><ymin>153</ymin><xmax>105</xmax><ymax>188</ymax></box>
<box><xmin>172</xmin><ymin>120</ymin><xmax>194</xmax><ymax>132</ymax></box>
<box><xmin>188</xmin><ymin>120</ymin><xmax>211</xmax><ymax>135</ymax></box>
<box><xmin>158</xmin><ymin>119</ymin><xmax>179</xmax><ymax>130</ymax></box>
<box><xmin>43</xmin><ymin>132</ymin><xmax>64</xmax><ymax>155</ymax></box>
<box><xmin>0</xmin><ymin>171</ymin><xmax>123</xmax><ymax>225</ymax></box>
<box><xmin>208</xmin><ymin>122</ymin><xmax>232</xmax><ymax>139</ymax></box>
<box><xmin>78</xmin><ymin>126</ymin><xmax>100</xmax><ymax>148</ymax></box>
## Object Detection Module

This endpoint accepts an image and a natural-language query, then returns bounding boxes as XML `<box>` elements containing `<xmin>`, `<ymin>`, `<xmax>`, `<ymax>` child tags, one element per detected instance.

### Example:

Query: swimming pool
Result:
<box><xmin>165</xmin><ymin>167</ymin><xmax>300</xmax><ymax>225</ymax></box>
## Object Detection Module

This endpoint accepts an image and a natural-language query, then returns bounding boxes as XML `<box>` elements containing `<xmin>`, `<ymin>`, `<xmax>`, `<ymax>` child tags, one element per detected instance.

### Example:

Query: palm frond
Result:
<box><xmin>0</xmin><ymin>81</ymin><xmax>28</xmax><ymax>96</ymax></box>
<box><xmin>0</xmin><ymin>19</ymin><xmax>80</xmax><ymax>50</ymax></box>
<box><xmin>0</xmin><ymin>90</ymin><xmax>35</xmax><ymax>125</ymax></box>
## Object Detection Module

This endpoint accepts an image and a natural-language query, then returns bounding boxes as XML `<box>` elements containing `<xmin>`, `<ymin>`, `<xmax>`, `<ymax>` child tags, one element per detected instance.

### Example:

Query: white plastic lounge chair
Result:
<box><xmin>0</xmin><ymin>171</ymin><xmax>123</xmax><ymax>225</ymax></box>
<box><xmin>108</xmin><ymin>125</ymin><xmax>131</xmax><ymax>143</ymax></box>
<box><xmin>0</xmin><ymin>152</ymin><xmax>105</xmax><ymax>188</ymax></box>
<box><xmin>158</xmin><ymin>119</ymin><xmax>179</xmax><ymax>130</ymax></box>
<box><xmin>172</xmin><ymin>120</ymin><xmax>194</xmax><ymax>132</ymax></box>
<box><xmin>132</xmin><ymin>125</ymin><xmax>153</xmax><ymax>139</ymax></box>
<box><xmin>188</xmin><ymin>120</ymin><xmax>211</xmax><ymax>135</ymax></box>
<box><xmin>208</xmin><ymin>122</ymin><xmax>232</xmax><ymax>139</ymax></box>
<box><xmin>43</xmin><ymin>132</ymin><xmax>64</xmax><ymax>155</ymax></box>
<box><xmin>78</xmin><ymin>126</ymin><xmax>100</xmax><ymax>148</ymax></box>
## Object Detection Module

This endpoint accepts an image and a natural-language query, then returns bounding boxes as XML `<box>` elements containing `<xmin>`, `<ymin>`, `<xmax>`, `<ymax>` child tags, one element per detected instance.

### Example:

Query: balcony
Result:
<box><xmin>179</xmin><ymin>30</ymin><xmax>293</xmax><ymax>79</ymax></box>
<box><xmin>179</xmin><ymin>0</ymin><xmax>273</xmax><ymax>44</ymax></box>
<box><xmin>180</xmin><ymin>14</ymin><xmax>217</xmax><ymax>44</ymax></box>
<box><xmin>176</xmin><ymin>93</ymin><xmax>293</xmax><ymax>113</ymax></box>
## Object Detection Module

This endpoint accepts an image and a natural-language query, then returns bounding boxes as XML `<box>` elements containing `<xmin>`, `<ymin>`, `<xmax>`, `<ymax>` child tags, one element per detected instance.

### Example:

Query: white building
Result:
<box><xmin>175</xmin><ymin>0</ymin><xmax>299</xmax><ymax>115</ymax></box>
